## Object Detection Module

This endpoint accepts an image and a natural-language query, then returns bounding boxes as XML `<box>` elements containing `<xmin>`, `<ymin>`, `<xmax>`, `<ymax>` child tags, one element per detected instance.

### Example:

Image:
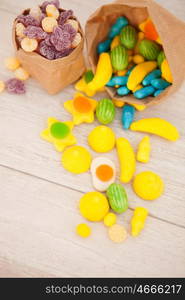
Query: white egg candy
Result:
<box><xmin>90</xmin><ymin>157</ymin><xmax>116</xmax><ymax>192</ymax></box>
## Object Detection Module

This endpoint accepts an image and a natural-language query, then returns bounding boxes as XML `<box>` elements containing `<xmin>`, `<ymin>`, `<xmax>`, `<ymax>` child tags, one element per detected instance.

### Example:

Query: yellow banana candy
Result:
<box><xmin>130</xmin><ymin>118</ymin><xmax>180</xmax><ymax>141</ymax></box>
<box><xmin>161</xmin><ymin>59</ymin><xmax>173</xmax><ymax>83</ymax></box>
<box><xmin>75</xmin><ymin>76</ymin><xmax>104</xmax><ymax>97</ymax></box>
<box><xmin>137</xmin><ymin>136</ymin><xmax>151</xmax><ymax>163</ymax></box>
<box><xmin>127</xmin><ymin>61</ymin><xmax>157</xmax><ymax>91</ymax></box>
<box><xmin>116</xmin><ymin>137</ymin><xmax>136</xmax><ymax>183</ymax></box>
<box><xmin>131</xmin><ymin>207</ymin><xmax>148</xmax><ymax>237</ymax></box>
<box><xmin>87</xmin><ymin>53</ymin><xmax>112</xmax><ymax>91</ymax></box>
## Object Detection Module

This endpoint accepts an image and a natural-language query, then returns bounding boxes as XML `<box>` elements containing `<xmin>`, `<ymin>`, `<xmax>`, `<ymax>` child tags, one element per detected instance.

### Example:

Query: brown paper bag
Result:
<box><xmin>13</xmin><ymin>10</ymin><xmax>86</xmax><ymax>95</ymax></box>
<box><xmin>85</xmin><ymin>0</ymin><xmax>185</xmax><ymax>106</ymax></box>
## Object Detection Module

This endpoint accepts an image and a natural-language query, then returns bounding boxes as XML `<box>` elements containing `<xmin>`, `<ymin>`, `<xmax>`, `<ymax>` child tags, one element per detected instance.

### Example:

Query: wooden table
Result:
<box><xmin>0</xmin><ymin>0</ymin><xmax>185</xmax><ymax>278</ymax></box>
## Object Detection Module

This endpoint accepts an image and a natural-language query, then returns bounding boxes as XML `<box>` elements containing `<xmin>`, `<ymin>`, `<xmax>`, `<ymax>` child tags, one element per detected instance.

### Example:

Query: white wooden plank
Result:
<box><xmin>0</xmin><ymin>165</ymin><xmax>185</xmax><ymax>278</ymax></box>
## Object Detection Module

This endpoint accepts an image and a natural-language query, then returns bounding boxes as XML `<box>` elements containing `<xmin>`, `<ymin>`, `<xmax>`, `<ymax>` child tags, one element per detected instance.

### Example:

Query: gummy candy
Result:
<box><xmin>0</xmin><ymin>81</ymin><xmax>5</xmax><ymax>93</ymax></box>
<box><xmin>21</xmin><ymin>37</ymin><xmax>38</xmax><ymax>52</ymax></box>
<box><xmin>24</xmin><ymin>25</ymin><xmax>47</xmax><ymax>39</ymax></box>
<box><xmin>5</xmin><ymin>57</ymin><xmax>20</xmax><ymax>71</ymax></box>
<box><xmin>17</xmin><ymin>14</ymin><xmax>40</xmax><ymax>27</ymax></box>
<box><xmin>6</xmin><ymin>78</ymin><xmax>26</xmax><ymax>94</ymax></box>
<box><xmin>41</xmin><ymin>0</ymin><xmax>60</xmax><ymax>12</ymax></box>
<box><xmin>72</xmin><ymin>32</ymin><xmax>81</xmax><ymax>48</ymax></box>
<box><xmin>14</xmin><ymin>67</ymin><xmax>30</xmax><ymax>81</ymax></box>
<box><xmin>55</xmin><ymin>48</ymin><xmax>73</xmax><ymax>59</ymax></box>
<box><xmin>61</xmin><ymin>23</ymin><xmax>76</xmax><ymax>41</ymax></box>
<box><xmin>46</xmin><ymin>4</ymin><xmax>60</xmax><ymax>19</ymax></box>
<box><xmin>16</xmin><ymin>23</ymin><xmax>26</xmax><ymax>38</ymax></box>
<box><xmin>42</xmin><ymin>16</ymin><xmax>57</xmax><ymax>33</ymax></box>
<box><xmin>29</xmin><ymin>6</ymin><xmax>42</xmax><ymax>21</ymax></box>
<box><xmin>50</xmin><ymin>122</ymin><xmax>70</xmax><ymax>139</ymax></box>
<box><xmin>50</xmin><ymin>26</ymin><xmax>71</xmax><ymax>51</ymax></box>
<box><xmin>58</xmin><ymin>10</ymin><xmax>73</xmax><ymax>26</ymax></box>
<box><xmin>39</xmin><ymin>40</ymin><xmax>56</xmax><ymax>59</ymax></box>
<box><xmin>66</xmin><ymin>19</ymin><xmax>78</xmax><ymax>31</ymax></box>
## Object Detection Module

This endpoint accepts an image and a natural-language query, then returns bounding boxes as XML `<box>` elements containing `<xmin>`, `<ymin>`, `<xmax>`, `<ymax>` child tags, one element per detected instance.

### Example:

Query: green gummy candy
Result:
<box><xmin>50</xmin><ymin>122</ymin><xmax>70</xmax><ymax>139</ymax></box>
<box><xmin>84</xmin><ymin>70</ymin><xmax>94</xmax><ymax>83</ymax></box>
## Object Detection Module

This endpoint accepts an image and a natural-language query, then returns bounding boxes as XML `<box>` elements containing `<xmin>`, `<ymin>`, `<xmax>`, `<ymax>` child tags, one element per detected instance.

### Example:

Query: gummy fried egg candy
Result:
<box><xmin>90</xmin><ymin>157</ymin><xmax>116</xmax><ymax>192</ymax></box>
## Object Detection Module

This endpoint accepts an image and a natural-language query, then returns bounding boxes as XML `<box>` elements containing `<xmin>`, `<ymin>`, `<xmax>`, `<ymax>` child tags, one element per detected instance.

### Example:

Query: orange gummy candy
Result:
<box><xmin>73</xmin><ymin>96</ymin><xmax>92</xmax><ymax>113</ymax></box>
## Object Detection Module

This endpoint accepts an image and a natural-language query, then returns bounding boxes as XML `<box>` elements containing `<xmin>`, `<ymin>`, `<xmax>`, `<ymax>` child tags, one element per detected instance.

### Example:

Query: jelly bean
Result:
<box><xmin>153</xmin><ymin>89</ymin><xmax>164</xmax><ymax>97</ymax></box>
<box><xmin>142</xmin><ymin>69</ymin><xmax>161</xmax><ymax>86</ymax></box>
<box><xmin>97</xmin><ymin>38</ymin><xmax>112</xmax><ymax>54</ymax></box>
<box><xmin>161</xmin><ymin>59</ymin><xmax>173</xmax><ymax>83</ymax></box>
<box><xmin>151</xmin><ymin>78</ymin><xmax>171</xmax><ymax>90</ymax></box>
<box><xmin>121</xmin><ymin>104</ymin><xmax>135</xmax><ymax>129</ymax></box>
<box><xmin>134</xmin><ymin>86</ymin><xmax>155</xmax><ymax>99</ymax></box>
<box><xmin>107</xmin><ymin>76</ymin><xmax>128</xmax><ymax>87</ymax></box>
<box><xmin>108</xmin><ymin>17</ymin><xmax>128</xmax><ymax>39</ymax></box>
<box><xmin>117</xmin><ymin>86</ymin><xmax>130</xmax><ymax>96</ymax></box>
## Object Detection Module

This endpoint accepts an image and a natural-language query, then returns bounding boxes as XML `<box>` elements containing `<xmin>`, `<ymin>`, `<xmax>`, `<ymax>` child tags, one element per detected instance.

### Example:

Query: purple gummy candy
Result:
<box><xmin>50</xmin><ymin>26</ymin><xmax>71</xmax><ymax>51</ymax></box>
<box><xmin>55</xmin><ymin>48</ymin><xmax>73</xmax><ymax>59</ymax></box>
<box><xmin>39</xmin><ymin>40</ymin><xmax>56</xmax><ymax>60</ymax></box>
<box><xmin>58</xmin><ymin>10</ymin><xmax>73</xmax><ymax>26</ymax></box>
<box><xmin>41</xmin><ymin>0</ymin><xmax>60</xmax><ymax>12</ymax></box>
<box><xmin>16</xmin><ymin>14</ymin><xmax>40</xmax><ymax>27</ymax></box>
<box><xmin>6</xmin><ymin>78</ymin><xmax>26</xmax><ymax>94</ymax></box>
<box><xmin>45</xmin><ymin>34</ymin><xmax>52</xmax><ymax>46</ymax></box>
<box><xmin>24</xmin><ymin>25</ymin><xmax>47</xmax><ymax>39</ymax></box>
<box><xmin>61</xmin><ymin>23</ymin><xmax>76</xmax><ymax>41</ymax></box>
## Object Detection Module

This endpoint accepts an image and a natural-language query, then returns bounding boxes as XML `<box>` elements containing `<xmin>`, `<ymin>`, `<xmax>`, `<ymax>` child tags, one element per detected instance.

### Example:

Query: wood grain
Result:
<box><xmin>0</xmin><ymin>0</ymin><xmax>185</xmax><ymax>277</ymax></box>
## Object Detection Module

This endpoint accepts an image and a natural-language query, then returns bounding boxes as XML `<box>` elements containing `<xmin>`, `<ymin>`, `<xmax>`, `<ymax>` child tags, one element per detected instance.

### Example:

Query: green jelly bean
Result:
<box><xmin>134</xmin><ymin>86</ymin><xmax>155</xmax><ymax>99</ymax></box>
<box><xmin>142</xmin><ymin>69</ymin><xmax>161</xmax><ymax>86</ymax></box>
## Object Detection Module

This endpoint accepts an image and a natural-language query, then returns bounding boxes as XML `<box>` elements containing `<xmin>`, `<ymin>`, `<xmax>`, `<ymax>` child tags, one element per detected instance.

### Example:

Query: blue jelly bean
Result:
<box><xmin>142</xmin><ymin>69</ymin><xmax>162</xmax><ymax>86</ymax></box>
<box><xmin>106</xmin><ymin>76</ymin><xmax>128</xmax><ymax>87</ymax></box>
<box><xmin>97</xmin><ymin>38</ymin><xmax>112</xmax><ymax>54</ymax></box>
<box><xmin>106</xmin><ymin>78</ymin><xmax>115</xmax><ymax>87</ymax></box>
<box><xmin>151</xmin><ymin>78</ymin><xmax>171</xmax><ymax>89</ymax></box>
<box><xmin>121</xmin><ymin>105</ymin><xmax>135</xmax><ymax>129</ymax></box>
<box><xmin>108</xmin><ymin>17</ymin><xmax>128</xmax><ymax>39</ymax></box>
<box><xmin>154</xmin><ymin>89</ymin><xmax>164</xmax><ymax>97</ymax></box>
<box><xmin>126</xmin><ymin>65</ymin><xmax>136</xmax><ymax>76</ymax></box>
<box><xmin>117</xmin><ymin>86</ymin><xmax>130</xmax><ymax>96</ymax></box>
<box><xmin>134</xmin><ymin>86</ymin><xmax>155</xmax><ymax>99</ymax></box>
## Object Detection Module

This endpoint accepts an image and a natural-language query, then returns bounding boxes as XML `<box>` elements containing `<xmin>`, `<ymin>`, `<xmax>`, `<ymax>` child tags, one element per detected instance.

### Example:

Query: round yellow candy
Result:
<box><xmin>76</xmin><ymin>223</ymin><xmax>91</xmax><ymax>238</ymax></box>
<box><xmin>14</xmin><ymin>67</ymin><xmax>30</xmax><ymax>81</ymax></box>
<box><xmin>46</xmin><ymin>4</ymin><xmax>59</xmax><ymax>19</ymax></box>
<box><xmin>5</xmin><ymin>57</ymin><xmax>20</xmax><ymax>71</ymax></box>
<box><xmin>72</xmin><ymin>32</ymin><xmax>82</xmax><ymax>48</ymax></box>
<box><xmin>21</xmin><ymin>37</ymin><xmax>38</xmax><ymax>52</ymax></box>
<box><xmin>79</xmin><ymin>192</ymin><xmax>109</xmax><ymax>222</ymax></box>
<box><xmin>88</xmin><ymin>125</ymin><xmax>116</xmax><ymax>153</ymax></box>
<box><xmin>15</xmin><ymin>23</ymin><xmax>26</xmax><ymax>38</ymax></box>
<box><xmin>108</xmin><ymin>224</ymin><xmax>127</xmax><ymax>243</ymax></box>
<box><xmin>104</xmin><ymin>213</ymin><xmax>117</xmax><ymax>227</ymax></box>
<box><xmin>133</xmin><ymin>171</ymin><xmax>164</xmax><ymax>200</ymax></box>
<box><xmin>42</xmin><ymin>17</ymin><xmax>57</xmax><ymax>33</ymax></box>
<box><xmin>0</xmin><ymin>81</ymin><xmax>5</xmax><ymax>93</ymax></box>
<box><xmin>62</xmin><ymin>146</ymin><xmax>92</xmax><ymax>174</ymax></box>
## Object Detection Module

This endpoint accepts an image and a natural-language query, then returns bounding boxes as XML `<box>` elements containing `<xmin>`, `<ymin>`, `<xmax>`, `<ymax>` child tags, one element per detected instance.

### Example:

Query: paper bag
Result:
<box><xmin>85</xmin><ymin>0</ymin><xmax>185</xmax><ymax>106</ymax></box>
<box><xmin>13</xmin><ymin>10</ymin><xmax>86</xmax><ymax>95</ymax></box>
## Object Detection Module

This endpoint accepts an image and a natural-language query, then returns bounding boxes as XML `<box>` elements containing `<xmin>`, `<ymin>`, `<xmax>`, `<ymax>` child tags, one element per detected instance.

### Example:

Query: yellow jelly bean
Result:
<box><xmin>0</xmin><ymin>80</ymin><xmax>5</xmax><ymax>93</ymax></box>
<box><xmin>15</xmin><ymin>23</ymin><xmax>26</xmax><ymax>38</ymax></box>
<box><xmin>66</xmin><ymin>19</ymin><xmax>79</xmax><ymax>31</ymax></box>
<box><xmin>88</xmin><ymin>125</ymin><xmax>116</xmax><ymax>153</ymax></box>
<box><xmin>130</xmin><ymin>103</ymin><xmax>146</xmax><ymax>111</ymax></box>
<box><xmin>161</xmin><ymin>59</ymin><xmax>173</xmax><ymax>83</ymax></box>
<box><xmin>21</xmin><ymin>37</ymin><xmax>38</xmax><ymax>52</ymax></box>
<box><xmin>137</xmin><ymin>136</ymin><xmax>151</xmax><ymax>163</ymax></box>
<box><xmin>113</xmin><ymin>99</ymin><xmax>125</xmax><ymax>108</ymax></box>
<box><xmin>5</xmin><ymin>56</ymin><xmax>20</xmax><ymax>71</ymax></box>
<box><xmin>72</xmin><ymin>32</ymin><xmax>82</xmax><ymax>48</ymax></box>
<box><xmin>42</xmin><ymin>16</ymin><xmax>57</xmax><ymax>33</ymax></box>
<box><xmin>131</xmin><ymin>207</ymin><xmax>148</xmax><ymax>237</ymax></box>
<box><xmin>133</xmin><ymin>171</ymin><xmax>164</xmax><ymax>200</ymax></box>
<box><xmin>133</xmin><ymin>54</ymin><xmax>145</xmax><ymax>64</ymax></box>
<box><xmin>104</xmin><ymin>213</ymin><xmax>117</xmax><ymax>227</ymax></box>
<box><xmin>117</xmin><ymin>70</ymin><xmax>127</xmax><ymax>76</ymax></box>
<box><xmin>108</xmin><ymin>224</ymin><xmax>127</xmax><ymax>243</ymax></box>
<box><xmin>46</xmin><ymin>4</ymin><xmax>59</xmax><ymax>19</ymax></box>
<box><xmin>76</xmin><ymin>223</ymin><xmax>91</xmax><ymax>238</ymax></box>
<box><xmin>14</xmin><ymin>67</ymin><xmax>30</xmax><ymax>81</ymax></box>
<box><xmin>134</xmin><ymin>31</ymin><xmax>145</xmax><ymax>54</ymax></box>
<box><xmin>111</xmin><ymin>35</ymin><xmax>120</xmax><ymax>50</ymax></box>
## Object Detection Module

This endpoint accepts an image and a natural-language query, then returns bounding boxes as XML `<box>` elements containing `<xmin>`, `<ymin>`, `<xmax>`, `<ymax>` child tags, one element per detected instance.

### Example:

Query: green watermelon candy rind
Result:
<box><xmin>110</xmin><ymin>45</ymin><xmax>128</xmax><ymax>71</ymax></box>
<box><xmin>139</xmin><ymin>39</ymin><xmax>161</xmax><ymax>60</ymax></box>
<box><xmin>96</xmin><ymin>98</ymin><xmax>115</xmax><ymax>125</ymax></box>
<box><xmin>120</xmin><ymin>25</ymin><xmax>137</xmax><ymax>49</ymax></box>
<box><xmin>107</xmin><ymin>183</ymin><xmax>128</xmax><ymax>214</ymax></box>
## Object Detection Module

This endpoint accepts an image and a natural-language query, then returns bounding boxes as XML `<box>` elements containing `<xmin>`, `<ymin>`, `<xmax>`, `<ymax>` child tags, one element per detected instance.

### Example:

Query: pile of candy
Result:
<box><xmin>15</xmin><ymin>0</ymin><xmax>82</xmax><ymax>60</ymax></box>
<box><xmin>40</xmin><ymin>89</ymin><xmax>179</xmax><ymax>242</ymax></box>
<box><xmin>94</xmin><ymin>16</ymin><xmax>173</xmax><ymax>100</ymax></box>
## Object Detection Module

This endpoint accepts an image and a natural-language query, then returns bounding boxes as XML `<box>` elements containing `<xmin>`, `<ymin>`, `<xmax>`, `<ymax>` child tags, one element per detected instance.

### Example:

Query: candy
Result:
<box><xmin>6</xmin><ymin>78</ymin><xmax>26</xmax><ymax>94</ymax></box>
<box><xmin>24</xmin><ymin>25</ymin><xmax>47</xmax><ymax>39</ymax></box>
<box><xmin>108</xmin><ymin>224</ymin><xmax>127</xmax><ymax>243</ymax></box>
<box><xmin>0</xmin><ymin>81</ymin><xmax>5</xmax><ymax>93</ymax></box>
<box><xmin>131</xmin><ymin>207</ymin><xmax>148</xmax><ymax>237</ymax></box>
<box><xmin>113</xmin><ymin>99</ymin><xmax>125</xmax><ymax>108</ymax></box>
<box><xmin>90</xmin><ymin>157</ymin><xmax>116</xmax><ymax>192</ymax></box>
<box><xmin>117</xmin><ymin>86</ymin><xmax>130</xmax><ymax>96</ymax></box>
<box><xmin>15</xmin><ymin>23</ymin><xmax>26</xmax><ymax>38</ymax></box>
<box><xmin>127</xmin><ymin>61</ymin><xmax>157</xmax><ymax>91</ymax></box>
<box><xmin>130</xmin><ymin>118</ymin><xmax>179</xmax><ymax>141</ymax></box>
<box><xmin>46</xmin><ymin>4</ymin><xmax>59</xmax><ymax>19</ymax></box>
<box><xmin>97</xmin><ymin>38</ymin><xmax>112</xmax><ymax>54</ymax></box>
<box><xmin>134</xmin><ymin>31</ymin><xmax>145</xmax><ymax>54</ymax></box>
<box><xmin>108</xmin><ymin>16</ymin><xmax>128</xmax><ymax>39</ymax></box>
<box><xmin>106</xmin><ymin>183</ymin><xmax>128</xmax><ymax>214</ymax></box>
<box><xmin>87</xmin><ymin>53</ymin><xmax>112</xmax><ymax>92</ymax></box>
<box><xmin>110</xmin><ymin>45</ymin><xmax>128</xmax><ymax>71</ymax></box>
<box><xmin>126</xmin><ymin>65</ymin><xmax>135</xmax><ymax>76</ymax></box>
<box><xmin>117</xmin><ymin>70</ymin><xmax>127</xmax><ymax>76</ymax></box>
<box><xmin>96</xmin><ymin>98</ymin><xmax>115</xmax><ymax>125</ymax></box>
<box><xmin>137</xmin><ymin>136</ymin><xmax>151</xmax><ymax>163</ymax></box>
<box><xmin>5</xmin><ymin>57</ymin><xmax>20</xmax><ymax>71</ymax></box>
<box><xmin>66</xmin><ymin>19</ymin><xmax>79</xmax><ymax>31</ymax></box>
<box><xmin>62</xmin><ymin>146</ymin><xmax>91</xmax><ymax>174</ymax></box>
<box><xmin>157</xmin><ymin>50</ymin><xmax>165</xmax><ymax>67</ymax></box>
<box><xmin>134</xmin><ymin>86</ymin><xmax>155</xmax><ymax>99</ymax></box>
<box><xmin>151</xmin><ymin>78</ymin><xmax>171</xmax><ymax>90</ymax></box>
<box><xmin>29</xmin><ymin>6</ymin><xmax>42</xmax><ymax>21</ymax></box>
<box><xmin>71</xmin><ymin>32</ymin><xmax>82</xmax><ymax>48</ymax></box>
<box><xmin>139</xmin><ymin>39</ymin><xmax>161</xmax><ymax>60</ymax></box>
<box><xmin>139</xmin><ymin>18</ymin><xmax>161</xmax><ymax>44</ymax></box>
<box><xmin>121</xmin><ymin>104</ymin><xmax>135</xmax><ymax>129</ymax></box>
<box><xmin>50</xmin><ymin>25</ymin><xmax>75</xmax><ymax>52</ymax></box>
<box><xmin>58</xmin><ymin>10</ymin><xmax>73</xmax><ymax>26</ymax></box>
<box><xmin>104</xmin><ymin>213</ymin><xmax>117</xmax><ymax>227</ymax></box>
<box><xmin>131</xmin><ymin>103</ymin><xmax>146</xmax><ymax>111</ymax></box>
<box><xmin>79</xmin><ymin>192</ymin><xmax>109</xmax><ymax>222</ymax></box>
<box><xmin>76</xmin><ymin>223</ymin><xmax>91</xmax><ymax>238</ymax></box>
<box><xmin>17</xmin><ymin>14</ymin><xmax>40</xmax><ymax>27</ymax></box>
<box><xmin>132</xmin><ymin>54</ymin><xmax>145</xmax><ymax>64</ymax></box>
<box><xmin>14</xmin><ymin>67</ymin><xmax>30</xmax><ymax>81</ymax></box>
<box><xmin>132</xmin><ymin>84</ymin><xmax>143</xmax><ymax>93</ymax></box>
<box><xmin>41</xmin><ymin>118</ymin><xmax>76</xmax><ymax>152</ymax></box>
<box><xmin>107</xmin><ymin>75</ymin><xmax>128</xmax><ymax>87</ymax></box>
<box><xmin>120</xmin><ymin>25</ymin><xmax>137</xmax><ymax>49</ymax></box>
<box><xmin>42</xmin><ymin>16</ymin><xmax>58</xmax><ymax>32</ymax></box>
<box><xmin>88</xmin><ymin>125</ymin><xmax>116</xmax><ymax>153</ymax></box>
<box><xmin>110</xmin><ymin>35</ymin><xmax>120</xmax><ymax>50</ymax></box>
<box><xmin>154</xmin><ymin>89</ymin><xmax>163</xmax><ymax>97</ymax></box>
<box><xmin>116</xmin><ymin>137</ymin><xmax>136</xmax><ymax>183</ymax></box>
<box><xmin>84</xmin><ymin>70</ymin><xmax>94</xmax><ymax>83</ymax></box>
<box><xmin>21</xmin><ymin>37</ymin><xmax>38</xmax><ymax>52</ymax></box>
<box><xmin>133</xmin><ymin>171</ymin><xmax>164</xmax><ymax>200</ymax></box>
<box><xmin>142</xmin><ymin>69</ymin><xmax>161</xmax><ymax>86</ymax></box>
<box><xmin>161</xmin><ymin>59</ymin><xmax>173</xmax><ymax>83</ymax></box>
<box><xmin>39</xmin><ymin>40</ymin><xmax>56</xmax><ymax>59</ymax></box>
<box><xmin>64</xmin><ymin>92</ymin><xmax>97</xmax><ymax>125</ymax></box>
